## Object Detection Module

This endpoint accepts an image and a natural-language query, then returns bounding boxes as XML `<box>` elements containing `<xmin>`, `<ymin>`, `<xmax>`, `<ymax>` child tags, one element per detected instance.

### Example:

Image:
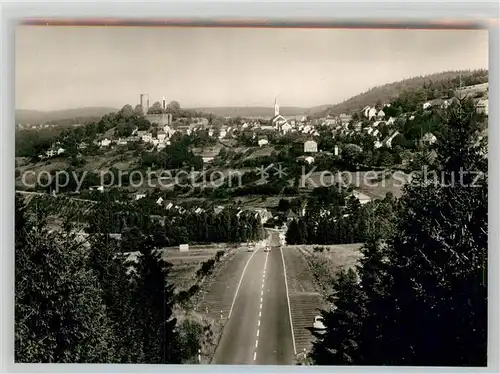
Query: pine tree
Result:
<box><xmin>310</xmin><ymin>268</ymin><xmax>364</xmax><ymax>365</ymax></box>
<box><xmin>15</xmin><ymin>208</ymin><xmax>115</xmax><ymax>362</ymax></box>
<box><xmin>285</xmin><ymin>219</ymin><xmax>300</xmax><ymax>244</ymax></box>
<box><xmin>134</xmin><ymin>232</ymin><xmax>180</xmax><ymax>364</ymax></box>
<box><xmin>311</xmin><ymin>100</ymin><xmax>487</xmax><ymax>366</ymax></box>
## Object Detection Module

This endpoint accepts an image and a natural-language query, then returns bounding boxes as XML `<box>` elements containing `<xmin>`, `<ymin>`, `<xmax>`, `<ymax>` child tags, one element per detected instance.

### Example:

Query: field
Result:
<box><xmin>160</xmin><ymin>244</ymin><xmax>229</xmax><ymax>291</ymax></box>
<box><xmin>282</xmin><ymin>243</ymin><xmax>364</xmax><ymax>358</ymax></box>
<box><xmin>299</xmin><ymin>243</ymin><xmax>364</xmax><ymax>297</ymax></box>
<box><xmin>281</xmin><ymin>246</ymin><xmax>324</xmax><ymax>357</ymax></box>
<box><xmin>301</xmin><ymin>170</ymin><xmax>409</xmax><ymax>199</ymax></box>
<box><xmin>195</xmin><ymin>248</ymin><xmax>253</xmax><ymax>363</ymax></box>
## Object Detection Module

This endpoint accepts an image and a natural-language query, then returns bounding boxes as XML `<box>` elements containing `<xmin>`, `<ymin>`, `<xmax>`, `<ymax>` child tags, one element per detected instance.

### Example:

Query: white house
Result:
<box><xmin>219</xmin><ymin>129</ymin><xmax>227</xmax><ymax>139</ymax></box>
<box><xmin>157</xmin><ymin>132</ymin><xmax>167</xmax><ymax>143</ymax></box>
<box><xmin>352</xmin><ymin>190</ymin><xmax>372</xmax><ymax>205</ymax></box>
<box><xmin>377</xmin><ymin>110</ymin><xmax>385</xmax><ymax>119</ymax></box>
<box><xmin>100</xmin><ymin>138</ymin><xmax>111</xmax><ymax>147</ymax></box>
<box><xmin>367</xmin><ymin>107</ymin><xmax>377</xmax><ymax>120</ymax></box>
<box><xmin>141</xmin><ymin>133</ymin><xmax>153</xmax><ymax>143</ymax></box>
<box><xmin>334</xmin><ymin>145</ymin><xmax>340</xmax><ymax>156</ymax></box>
<box><xmin>374</xmin><ymin>140</ymin><xmax>383</xmax><ymax>149</ymax></box>
<box><xmin>163</xmin><ymin>125</ymin><xmax>175</xmax><ymax>138</ymax></box>
<box><xmin>362</xmin><ymin>106</ymin><xmax>371</xmax><ymax>117</ymax></box>
<box><xmin>304</xmin><ymin>156</ymin><xmax>315</xmax><ymax>164</ymax></box>
<box><xmin>135</xmin><ymin>193</ymin><xmax>146</xmax><ymax>200</ymax></box>
<box><xmin>281</xmin><ymin>122</ymin><xmax>292</xmax><ymax>134</ymax></box>
<box><xmin>385</xmin><ymin>131</ymin><xmax>400</xmax><ymax>148</ymax></box>
<box><xmin>423</xmin><ymin>102</ymin><xmax>432</xmax><ymax>110</ymax></box>
<box><xmin>476</xmin><ymin>99</ymin><xmax>489</xmax><ymax>116</ymax></box>
<box><xmin>208</xmin><ymin>129</ymin><xmax>214</xmax><ymax>137</ymax></box>
<box><xmin>421</xmin><ymin>132</ymin><xmax>437</xmax><ymax>145</ymax></box>
<box><xmin>157</xmin><ymin>143</ymin><xmax>166</xmax><ymax>151</ymax></box>
<box><xmin>302</xmin><ymin>125</ymin><xmax>312</xmax><ymax>133</ymax></box>
<box><xmin>152</xmin><ymin>139</ymin><xmax>160</xmax><ymax>147</ymax></box>
<box><xmin>156</xmin><ymin>197</ymin><xmax>164</xmax><ymax>205</ymax></box>
<box><xmin>258</xmin><ymin>137</ymin><xmax>269</xmax><ymax>147</ymax></box>
<box><xmin>56</xmin><ymin>147</ymin><xmax>65</xmax><ymax>155</ymax></box>
<box><xmin>339</xmin><ymin>113</ymin><xmax>352</xmax><ymax>125</ymax></box>
<box><xmin>387</xmin><ymin>117</ymin><xmax>396</xmax><ymax>125</ymax></box>
<box><xmin>304</xmin><ymin>140</ymin><xmax>318</xmax><ymax>153</ymax></box>
<box><xmin>117</xmin><ymin>138</ymin><xmax>128</xmax><ymax>145</ymax></box>
<box><xmin>254</xmin><ymin>208</ymin><xmax>273</xmax><ymax>224</ymax></box>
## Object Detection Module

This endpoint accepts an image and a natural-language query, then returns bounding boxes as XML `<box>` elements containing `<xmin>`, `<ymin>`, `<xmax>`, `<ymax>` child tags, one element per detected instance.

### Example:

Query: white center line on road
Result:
<box><xmin>260</xmin><ymin>303</ymin><xmax>262</xmax><ymax>310</ymax></box>
<box><xmin>261</xmin><ymin>290</ymin><xmax>263</xmax><ymax>296</ymax></box>
<box><xmin>259</xmin><ymin>311</ymin><xmax>261</xmax><ymax>317</ymax></box>
<box><xmin>280</xmin><ymin>247</ymin><xmax>297</xmax><ymax>355</ymax></box>
<box><xmin>228</xmin><ymin>248</ymin><xmax>259</xmax><ymax>319</ymax></box>
<box><xmin>258</xmin><ymin>320</ymin><xmax>260</xmax><ymax>327</ymax></box>
<box><xmin>260</xmin><ymin>297</ymin><xmax>263</xmax><ymax>303</ymax></box>
<box><xmin>255</xmin><ymin>340</ymin><xmax>259</xmax><ymax>348</ymax></box>
<box><xmin>253</xmin><ymin>352</ymin><xmax>257</xmax><ymax>361</ymax></box>
<box><xmin>257</xmin><ymin>329</ymin><xmax>259</xmax><ymax>337</ymax></box>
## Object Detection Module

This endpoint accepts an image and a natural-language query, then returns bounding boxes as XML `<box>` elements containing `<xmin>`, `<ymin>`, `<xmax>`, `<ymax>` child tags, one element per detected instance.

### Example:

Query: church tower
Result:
<box><xmin>274</xmin><ymin>97</ymin><xmax>280</xmax><ymax>117</ymax></box>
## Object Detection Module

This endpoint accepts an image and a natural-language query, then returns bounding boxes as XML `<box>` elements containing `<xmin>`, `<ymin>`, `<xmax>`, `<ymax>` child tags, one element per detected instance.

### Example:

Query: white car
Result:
<box><xmin>264</xmin><ymin>246</ymin><xmax>271</xmax><ymax>252</ymax></box>
<box><xmin>247</xmin><ymin>246</ymin><xmax>255</xmax><ymax>252</ymax></box>
<box><xmin>313</xmin><ymin>316</ymin><xmax>326</xmax><ymax>332</ymax></box>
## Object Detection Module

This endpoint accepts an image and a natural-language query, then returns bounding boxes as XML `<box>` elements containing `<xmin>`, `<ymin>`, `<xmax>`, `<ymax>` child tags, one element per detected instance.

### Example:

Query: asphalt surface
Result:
<box><xmin>212</xmin><ymin>242</ymin><xmax>294</xmax><ymax>365</ymax></box>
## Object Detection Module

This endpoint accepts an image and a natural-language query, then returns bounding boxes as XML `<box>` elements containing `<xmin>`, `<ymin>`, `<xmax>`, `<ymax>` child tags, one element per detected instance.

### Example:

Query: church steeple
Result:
<box><xmin>274</xmin><ymin>97</ymin><xmax>280</xmax><ymax>117</ymax></box>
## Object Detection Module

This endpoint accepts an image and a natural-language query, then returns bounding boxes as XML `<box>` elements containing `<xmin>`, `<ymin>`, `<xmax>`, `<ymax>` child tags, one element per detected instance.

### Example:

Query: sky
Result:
<box><xmin>16</xmin><ymin>26</ymin><xmax>488</xmax><ymax>111</ymax></box>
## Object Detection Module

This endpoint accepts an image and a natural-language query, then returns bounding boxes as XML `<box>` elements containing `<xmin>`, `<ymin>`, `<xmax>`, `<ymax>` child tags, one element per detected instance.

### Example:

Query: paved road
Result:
<box><xmin>212</xmin><ymin>243</ymin><xmax>294</xmax><ymax>365</ymax></box>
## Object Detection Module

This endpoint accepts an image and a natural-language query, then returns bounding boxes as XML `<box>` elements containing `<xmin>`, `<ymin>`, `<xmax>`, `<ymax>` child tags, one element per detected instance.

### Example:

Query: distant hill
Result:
<box><xmin>15</xmin><ymin>69</ymin><xmax>487</xmax><ymax>124</ymax></box>
<box><xmin>16</xmin><ymin>107</ymin><xmax>118</xmax><ymax>125</ymax></box>
<box><xmin>189</xmin><ymin>106</ymin><xmax>312</xmax><ymax>118</ymax></box>
<box><xmin>314</xmin><ymin>69</ymin><xmax>488</xmax><ymax>117</ymax></box>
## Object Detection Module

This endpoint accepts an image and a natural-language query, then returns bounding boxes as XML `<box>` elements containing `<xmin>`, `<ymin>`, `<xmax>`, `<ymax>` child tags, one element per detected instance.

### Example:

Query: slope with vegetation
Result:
<box><xmin>310</xmin><ymin>99</ymin><xmax>487</xmax><ymax>366</ymax></box>
<box><xmin>316</xmin><ymin>69</ymin><xmax>488</xmax><ymax>117</ymax></box>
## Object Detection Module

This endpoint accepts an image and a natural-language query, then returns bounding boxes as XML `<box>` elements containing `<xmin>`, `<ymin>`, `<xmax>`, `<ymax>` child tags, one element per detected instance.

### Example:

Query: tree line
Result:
<box><xmin>15</xmin><ymin>196</ymin><xmax>198</xmax><ymax>363</ymax></box>
<box><xmin>285</xmin><ymin>186</ymin><xmax>397</xmax><ymax>245</ymax></box>
<box><xmin>15</xmin><ymin>192</ymin><xmax>264</xmax><ymax>363</ymax></box>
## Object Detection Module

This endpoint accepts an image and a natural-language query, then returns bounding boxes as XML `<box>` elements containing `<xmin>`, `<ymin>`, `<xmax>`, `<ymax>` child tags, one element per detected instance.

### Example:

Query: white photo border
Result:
<box><xmin>1</xmin><ymin>1</ymin><xmax>498</xmax><ymax>373</ymax></box>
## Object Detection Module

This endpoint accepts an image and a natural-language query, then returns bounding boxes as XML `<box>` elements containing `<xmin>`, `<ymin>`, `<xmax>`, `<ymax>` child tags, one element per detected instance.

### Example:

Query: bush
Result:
<box><xmin>215</xmin><ymin>250</ymin><xmax>224</xmax><ymax>261</ymax></box>
<box><xmin>196</xmin><ymin>258</ymin><xmax>216</xmax><ymax>278</ymax></box>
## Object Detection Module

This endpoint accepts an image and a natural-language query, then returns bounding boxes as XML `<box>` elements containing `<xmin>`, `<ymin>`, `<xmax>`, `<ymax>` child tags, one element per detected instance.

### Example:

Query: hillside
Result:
<box><xmin>16</xmin><ymin>107</ymin><xmax>118</xmax><ymax>125</ymax></box>
<box><xmin>15</xmin><ymin>69</ymin><xmax>487</xmax><ymax>125</ymax></box>
<box><xmin>314</xmin><ymin>69</ymin><xmax>488</xmax><ymax>117</ymax></box>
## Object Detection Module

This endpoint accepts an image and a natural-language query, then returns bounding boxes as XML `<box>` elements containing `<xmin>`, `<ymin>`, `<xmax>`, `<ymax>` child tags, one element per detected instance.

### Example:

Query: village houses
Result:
<box><xmin>304</xmin><ymin>139</ymin><xmax>318</xmax><ymax>153</ymax></box>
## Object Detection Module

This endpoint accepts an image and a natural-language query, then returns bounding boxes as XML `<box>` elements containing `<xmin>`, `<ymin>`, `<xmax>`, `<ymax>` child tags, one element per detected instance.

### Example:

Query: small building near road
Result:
<box><xmin>304</xmin><ymin>139</ymin><xmax>318</xmax><ymax>153</ymax></box>
<box><xmin>179</xmin><ymin>244</ymin><xmax>189</xmax><ymax>252</ymax></box>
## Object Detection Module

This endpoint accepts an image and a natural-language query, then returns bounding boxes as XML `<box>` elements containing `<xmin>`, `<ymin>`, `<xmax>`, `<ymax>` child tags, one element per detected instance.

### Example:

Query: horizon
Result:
<box><xmin>16</xmin><ymin>26</ymin><xmax>488</xmax><ymax>111</ymax></box>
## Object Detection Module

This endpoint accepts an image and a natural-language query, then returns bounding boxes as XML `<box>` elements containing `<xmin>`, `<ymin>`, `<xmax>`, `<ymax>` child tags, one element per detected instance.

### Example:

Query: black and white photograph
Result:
<box><xmin>14</xmin><ymin>22</ymin><xmax>488</xmax><ymax>366</ymax></box>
